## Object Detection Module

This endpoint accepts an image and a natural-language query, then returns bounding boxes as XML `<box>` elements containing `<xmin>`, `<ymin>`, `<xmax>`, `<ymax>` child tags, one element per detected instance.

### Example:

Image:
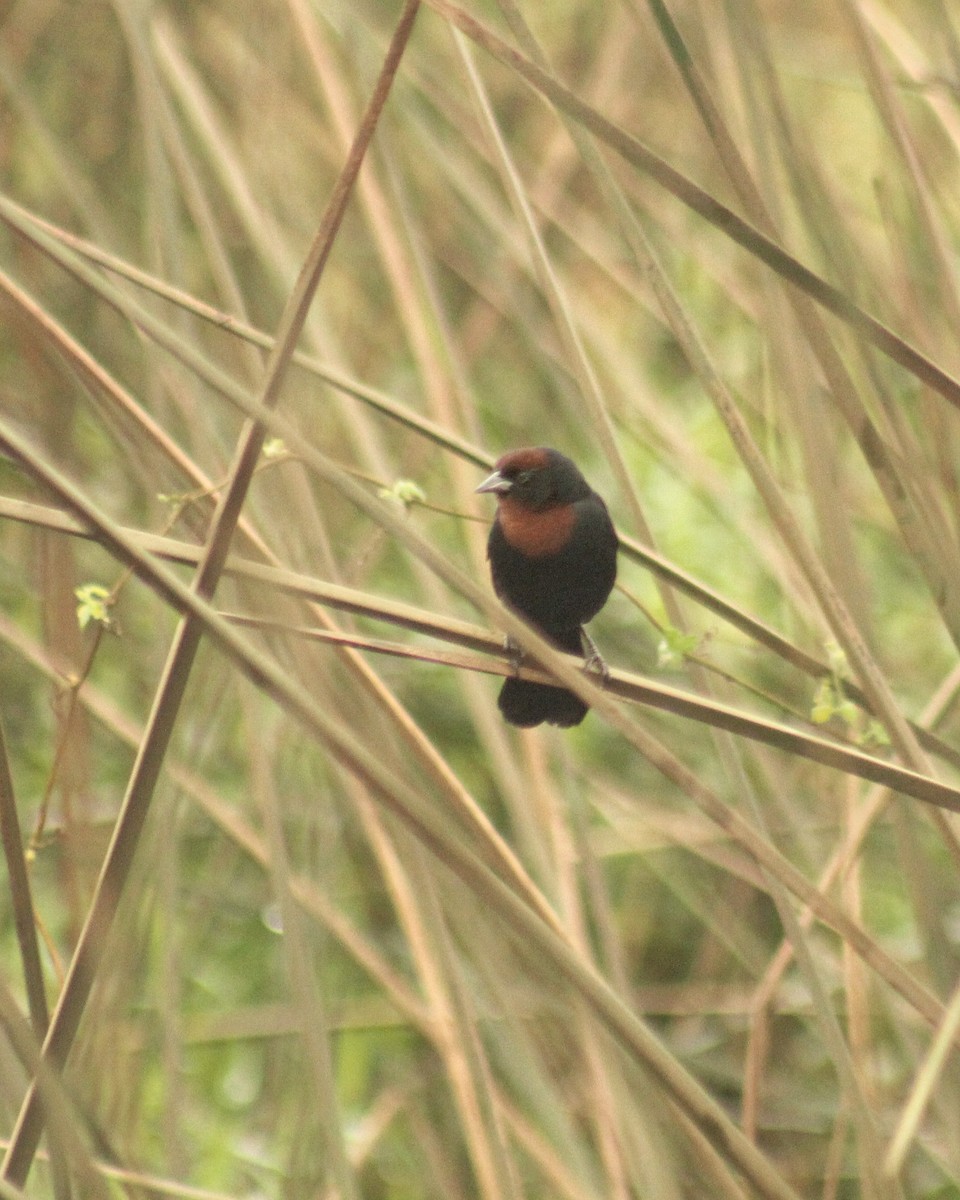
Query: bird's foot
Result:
<box><xmin>580</xmin><ymin>629</ymin><xmax>610</xmax><ymax>685</ymax></box>
<box><xmin>504</xmin><ymin>635</ymin><xmax>525</xmax><ymax>676</ymax></box>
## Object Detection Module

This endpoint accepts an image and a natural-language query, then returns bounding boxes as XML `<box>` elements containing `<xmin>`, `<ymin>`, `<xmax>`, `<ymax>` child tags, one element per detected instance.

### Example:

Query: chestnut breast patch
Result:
<box><xmin>497</xmin><ymin>498</ymin><xmax>576</xmax><ymax>558</ymax></box>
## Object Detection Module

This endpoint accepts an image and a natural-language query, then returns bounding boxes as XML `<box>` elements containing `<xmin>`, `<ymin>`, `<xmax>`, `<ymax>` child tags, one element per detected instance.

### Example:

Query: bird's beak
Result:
<box><xmin>475</xmin><ymin>470</ymin><xmax>512</xmax><ymax>495</ymax></box>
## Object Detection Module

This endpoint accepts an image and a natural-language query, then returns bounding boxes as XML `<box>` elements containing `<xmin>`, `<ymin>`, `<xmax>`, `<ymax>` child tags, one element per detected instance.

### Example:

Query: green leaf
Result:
<box><xmin>378</xmin><ymin>478</ymin><xmax>427</xmax><ymax>509</ymax></box>
<box><xmin>810</xmin><ymin>675</ymin><xmax>864</xmax><ymax>735</ymax></box>
<box><xmin>861</xmin><ymin>720</ymin><xmax>891</xmax><ymax>748</ymax></box>
<box><xmin>656</xmin><ymin>627</ymin><xmax>700</xmax><ymax>668</ymax></box>
<box><xmin>837</xmin><ymin>699</ymin><xmax>858</xmax><ymax>725</ymax></box>
<box><xmin>811</xmin><ymin>678</ymin><xmax>838</xmax><ymax>725</ymax></box>
<box><xmin>824</xmin><ymin>638</ymin><xmax>849</xmax><ymax>679</ymax></box>
<box><xmin>75</xmin><ymin>583</ymin><xmax>112</xmax><ymax>630</ymax></box>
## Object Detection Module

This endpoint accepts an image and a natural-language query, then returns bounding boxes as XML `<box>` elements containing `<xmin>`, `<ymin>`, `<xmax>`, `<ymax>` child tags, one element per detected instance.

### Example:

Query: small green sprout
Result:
<box><xmin>861</xmin><ymin>720</ymin><xmax>891</xmax><ymax>749</ymax></box>
<box><xmin>378</xmin><ymin>478</ymin><xmax>427</xmax><ymax>510</ymax></box>
<box><xmin>811</xmin><ymin>676</ymin><xmax>857</xmax><ymax>726</ymax></box>
<box><xmin>810</xmin><ymin>639</ymin><xmax>886</xmax><ymax>745</ymax></box>
<box><xmin>75</xmin><ymin>583</ymin><xmax>113</xmax><ymax>630</ymax></box>
<box><xmin>656</xmin><ymin>626</ymin><xmax>700</xmax><ymax>669</ymax></box>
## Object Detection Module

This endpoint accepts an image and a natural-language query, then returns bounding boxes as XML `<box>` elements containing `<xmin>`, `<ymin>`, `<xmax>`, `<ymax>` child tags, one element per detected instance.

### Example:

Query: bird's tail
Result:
<box><xmin>498</xmin><ymin>627</ymin><xmax>588</xmax><ymax>728</ymax></box>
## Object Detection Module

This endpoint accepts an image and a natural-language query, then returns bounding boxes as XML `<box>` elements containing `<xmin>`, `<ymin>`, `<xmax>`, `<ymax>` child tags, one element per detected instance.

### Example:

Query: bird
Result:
<box><xmin>476</xmin><ymin>447</ymin><xmax>618</xmax><ymax>727</ymax></box>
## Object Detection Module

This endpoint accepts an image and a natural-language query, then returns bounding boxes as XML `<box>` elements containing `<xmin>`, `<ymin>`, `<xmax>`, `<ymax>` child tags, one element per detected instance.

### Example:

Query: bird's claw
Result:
<box><xmin>504</xmin><ymin>635</ymin><xmax>524</xmax><ymax>676</ymax></box>
<box><xmin>580</xmin><ymin>629</ymin><xmax>610</xmax><ymax>686</ymax></box>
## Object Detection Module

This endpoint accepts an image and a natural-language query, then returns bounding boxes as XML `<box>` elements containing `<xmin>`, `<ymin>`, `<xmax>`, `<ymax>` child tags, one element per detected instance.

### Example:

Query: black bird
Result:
<box><xmin>476</xmin><ymin>447</ymin><xmax>618</xmax><ymax>727</ymax></box>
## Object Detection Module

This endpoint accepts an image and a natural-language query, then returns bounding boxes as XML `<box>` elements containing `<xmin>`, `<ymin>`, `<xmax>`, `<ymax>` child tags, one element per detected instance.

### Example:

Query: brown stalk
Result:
<box><xmin>0</xmin><ymin>721</ymin><xmax>48</xmax><ymax>1041</ymax></box>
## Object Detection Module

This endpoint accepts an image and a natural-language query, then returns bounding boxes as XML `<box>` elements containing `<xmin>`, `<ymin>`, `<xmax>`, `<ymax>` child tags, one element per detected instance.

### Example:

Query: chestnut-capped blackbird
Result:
<box><xmin>476</xmin><ymin>447</ymin><xmax>618</xmax><ymax>727</ymax></box>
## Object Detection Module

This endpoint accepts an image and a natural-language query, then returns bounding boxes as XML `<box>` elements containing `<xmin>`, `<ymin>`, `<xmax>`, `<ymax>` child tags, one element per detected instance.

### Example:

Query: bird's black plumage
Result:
<box><xmin>477</xmin><ymin>448</ymin><xmax>618</xmax><ymax>727</ymax></box>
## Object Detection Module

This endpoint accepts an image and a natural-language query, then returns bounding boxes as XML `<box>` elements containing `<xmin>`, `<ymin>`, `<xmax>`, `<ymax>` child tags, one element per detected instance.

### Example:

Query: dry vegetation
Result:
<box><xmin>2</xmin><ymin>1</ymin><xmax>960</xmax><ymax>1197</ymax></box>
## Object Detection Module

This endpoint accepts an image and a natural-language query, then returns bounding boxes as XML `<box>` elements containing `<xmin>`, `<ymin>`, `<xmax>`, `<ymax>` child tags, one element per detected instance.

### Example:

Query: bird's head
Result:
<box><xmin>475</xmin><ymin>447</ymin><xmax>590</xmax><ymax>511</ymax></box>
